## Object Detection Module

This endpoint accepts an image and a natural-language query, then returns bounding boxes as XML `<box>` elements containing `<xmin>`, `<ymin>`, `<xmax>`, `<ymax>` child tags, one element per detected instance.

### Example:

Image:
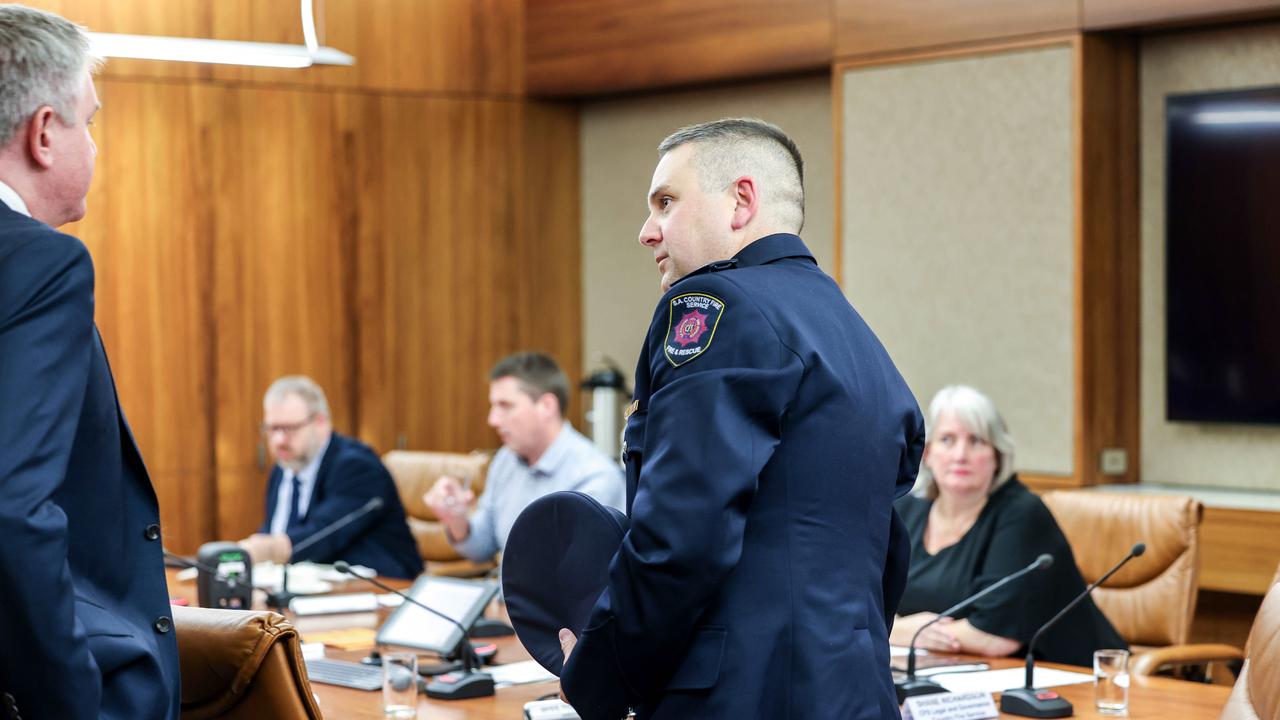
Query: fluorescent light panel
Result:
<box><xmin>88</xmin><ymin>32</ymin><xmax>354</xmax><ymax>69</ymax></box>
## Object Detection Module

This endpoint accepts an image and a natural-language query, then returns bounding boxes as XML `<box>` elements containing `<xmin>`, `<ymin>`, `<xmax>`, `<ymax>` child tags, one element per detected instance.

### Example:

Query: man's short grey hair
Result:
<box><xmin>0</xmin><ymin>5</ymin><xmax>97</xmax><ymax>148</ymax></box>
<box><xmin>658</xmin><ymin>117</ymin><xmax>806</xmax><ymax>233</ymax></box>
<box><xmin>913</xmin><ymin>385</ymin><xmax>1017</xmax><ymax>500</ymax></box>
<box><xmin>264</xmin><ymin>375</ymin><xmax>331</xmax><ymax>419</ymax></box>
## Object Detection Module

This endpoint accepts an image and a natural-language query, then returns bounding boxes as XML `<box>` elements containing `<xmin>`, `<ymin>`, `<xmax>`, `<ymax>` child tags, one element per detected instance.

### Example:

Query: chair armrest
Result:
<box><xmin>1131</xmin><ymin>643</ymin><xmax>1243</xmax><ymax>677</ymax></box>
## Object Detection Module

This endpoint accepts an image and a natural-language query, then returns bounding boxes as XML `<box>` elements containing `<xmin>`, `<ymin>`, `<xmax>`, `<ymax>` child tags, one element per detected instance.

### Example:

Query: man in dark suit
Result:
<box><xmin>558</xmin><ymin>118</ymin><xmax>925</xmax><ymax>719</ymax></box>
<box><xmin>239</xmin><ymin>375</ymin><xmax>422</xmax><ymax>579</ymax></box>
<box><xmin>0</xmin><ymin>6</ymin><xmax>181</xmax><ymax>719</ymax></box>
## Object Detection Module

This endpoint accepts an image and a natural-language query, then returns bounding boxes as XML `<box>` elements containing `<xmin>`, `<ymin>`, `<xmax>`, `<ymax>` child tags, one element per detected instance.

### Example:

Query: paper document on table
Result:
<box><xmin>486</xmin><ymin>660</ymin><xmax>558</xmax><ymax>687</ymax></box>
<box><xmin>890</xmin><ymin>645</ymin><xmax>930</xmax><ymax>658</ymax></box>
<box><xmin>934</xmin><ymin>667</ymin><xmax>1093</xmax><ymax>694</ymax></box>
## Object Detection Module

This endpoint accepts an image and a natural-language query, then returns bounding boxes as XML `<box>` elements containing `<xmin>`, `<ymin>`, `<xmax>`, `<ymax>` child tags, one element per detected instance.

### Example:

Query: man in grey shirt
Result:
<box><xmin>424</xmin><ymin>353</ymin><xmax>624</xmax><ymax>563</ymax></box>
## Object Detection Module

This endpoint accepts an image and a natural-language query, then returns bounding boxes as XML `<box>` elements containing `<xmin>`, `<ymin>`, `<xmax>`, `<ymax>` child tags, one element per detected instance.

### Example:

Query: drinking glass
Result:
<box><xmin>382</xmin><ymin>651</ymin><xmax>418</xmax><ymax>718</ymax></box>
<box><xmin>1094</xmin><ymin>648</ymin><xmax>1130</xmax><ymax>716</ymax></box>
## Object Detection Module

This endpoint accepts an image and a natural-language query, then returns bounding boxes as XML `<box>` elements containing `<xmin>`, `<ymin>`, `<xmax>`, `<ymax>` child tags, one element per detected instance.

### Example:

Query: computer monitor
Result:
<box><xmin>375</xmin><ymin>575</ymin><xmax>498</xmax><ymax>655</ymax></box>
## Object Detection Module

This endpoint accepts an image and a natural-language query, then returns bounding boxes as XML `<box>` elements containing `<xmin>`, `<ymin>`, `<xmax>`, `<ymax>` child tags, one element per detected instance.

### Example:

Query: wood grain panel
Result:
<box><xmin>527</xmin><ymin>0</ymin><xmax>831</xmax><ymax>96</ymax></box>
<box><xmin>1073</xmin><ymin>35</ymin><xmax>1140</xmax><ymax>486</ymax></box>
<box><xmin>216</xmin><ymin>467</ymin><xmax>268</xmax><ymax>543</ymax></box>
<box><xmin>835</xmin><ymin>0</ymin><xmax>1078</xmax><ymax>59</ymax></box>
<box><xmin>204</xmin><ymin>83</ymin><xmax>359</xmax><ymax>502</ymax></box>
<box><xmin>516</xmin><ymin>102</ymin><xmax>583</xmax><ymax>428</ymax></box>
<box><xmin>1200</xmin><ymin>507</ymin><xmax>1280</xmax><ymax>594</ymax></box>
<box><xmin>1084</xmin><ymin>0</ymin><xmax>1280</xmax><ymax>30</ymax></box>
<box><xmin>346</xmin><ymin>94</ymin><xmax>525</xmax><ymax>455</ymax></box>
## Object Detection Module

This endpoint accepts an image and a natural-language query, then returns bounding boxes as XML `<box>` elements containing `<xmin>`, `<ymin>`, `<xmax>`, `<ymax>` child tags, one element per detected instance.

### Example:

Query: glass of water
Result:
<box><xmin>1094</xmin><ymin>648</ymin><xmax>1130</xmax><ymax>716</ymax></box>
<box><xmin>382</xmin><ymin>651</ymin><xmax>418</xmax><ymax>718</ymax></box>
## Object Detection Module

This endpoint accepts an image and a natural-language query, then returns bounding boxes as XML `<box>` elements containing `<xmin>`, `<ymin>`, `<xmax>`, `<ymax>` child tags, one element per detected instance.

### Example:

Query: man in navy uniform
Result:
<box><xmin>0</xmin><ymin>5</ymin><xmax>181</xmax><ymax>718</ymax></box>
<box><xmin>239</xmin><ymin>375</ymin><xmax>423</xmax><ymax>579</ymax></box>
<box><xmin>558</xmin><ymin>118</ymin><xmax>925</xmax><ymax>719</ymax></box>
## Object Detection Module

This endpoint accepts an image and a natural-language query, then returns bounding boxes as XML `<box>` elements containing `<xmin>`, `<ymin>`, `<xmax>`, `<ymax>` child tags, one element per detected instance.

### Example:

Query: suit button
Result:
<box><xmin>154</xmin><ymin>615</ymin><xmax>172</xmax><ymax>633</ymax></box>
<box><xmin>143</xmin><ymin>524</ymin><xmax>161</xmax><ymax>541</ymax></box>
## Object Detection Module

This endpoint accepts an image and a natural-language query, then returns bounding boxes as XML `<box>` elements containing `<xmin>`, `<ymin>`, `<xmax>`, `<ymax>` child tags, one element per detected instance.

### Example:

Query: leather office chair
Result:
<box><xmin>382</xmin><ymin>449</ymin><xmax>497</xmax><ymax>577</ymax></box>
<box><xmin>174</xmin><ymin>605</ymin><xmax>322</xmax><ymax>720</ymax></box>
<box><xmin>1041</xmin><ymin>490</ymin><xmax>1204</xmax><ymax>649</ymax></box>
<box><xmin>1217</xmin><ymin>564</ymin><xmax>1279</xmax><ymax>719</ymax></box>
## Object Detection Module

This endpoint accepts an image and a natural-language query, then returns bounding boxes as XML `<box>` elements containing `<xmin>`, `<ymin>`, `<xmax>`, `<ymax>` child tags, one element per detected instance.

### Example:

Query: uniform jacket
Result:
<box><xmin>258</xmin><ymin>432</ymin><xmax>422</xmax><ymax>579</ymax></box>
<box><xmin>561</xmin><ymin>233</ymin><xmax>925</xmax><ymax>720</ymax></box>
<box><xmin>0</xmin><ymin>205</ymin><xmax>181</xmax><ymax>719</ymax></box>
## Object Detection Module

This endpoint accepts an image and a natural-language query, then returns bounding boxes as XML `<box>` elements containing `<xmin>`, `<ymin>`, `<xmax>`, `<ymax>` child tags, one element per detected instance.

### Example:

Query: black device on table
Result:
<box><xmin>1000</xmin><ymin>543</ymin><xmax>1146</xmax><ymax>718</ymax></box>
<box><xmin>336</xmin><ymin>561</ymin><xmax>499</xmax><ymax>700</ymax></box>
<box><xmin>896</xmin><ymin>553</ymin><xmax>1054</xmax><ymax>703</ymax></box>
<box><xmin>165</xmin><ymin>545</ymin><xmax>254</xmax><ymax>610</ymax></box>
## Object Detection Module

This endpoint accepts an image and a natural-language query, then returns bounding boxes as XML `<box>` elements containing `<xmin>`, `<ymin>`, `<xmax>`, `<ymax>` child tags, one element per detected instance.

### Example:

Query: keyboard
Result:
<box><xmin>305</xmin><ymin>658</ymin><xmax>384</xmax><ymax>691</ymax></box>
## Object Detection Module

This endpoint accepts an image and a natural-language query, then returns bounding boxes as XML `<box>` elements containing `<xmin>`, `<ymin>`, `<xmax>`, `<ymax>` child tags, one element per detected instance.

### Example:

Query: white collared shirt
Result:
<box><xmin>0</xmin><ymin>180</ymin><xmax>31</xmax><ymax>217</ymax></box>
<box><xmin>269</xmin><ymin>435</ymin><xmax>332</xmax><ymax>534</ymax></box>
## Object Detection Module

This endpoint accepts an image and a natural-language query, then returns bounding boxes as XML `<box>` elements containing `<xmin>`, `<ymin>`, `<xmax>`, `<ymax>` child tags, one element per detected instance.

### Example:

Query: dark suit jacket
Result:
<box><xmin>0</xmin><ymin>205</ymin><xmax>181</xmax><ymax>719</ymax></box>
<box><xmin>258</xmin><ymin>432</ymin><xmax>422</xmax><ymax>579</ymax></box>
<box><xmin>561</xmin><ymin>234</ymin><xmax>924</xmax><ymax>720</ymax></box>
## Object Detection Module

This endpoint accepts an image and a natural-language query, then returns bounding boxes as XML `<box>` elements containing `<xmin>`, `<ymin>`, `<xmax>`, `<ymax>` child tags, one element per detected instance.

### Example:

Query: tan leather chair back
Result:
<box><xmin>1220</xmin><ymin>563</ymin><xmax>1280</xmax><ymax>720</ymax></box>
<box><xmin>1041</xmin><ymin>491</ymin><xmax>1203</xmax><ymax>647</ymax></box>
<box><xmin>382</xmin><ymin>450</ymin><xmax>491</xmax><ymax>562</ymax></box>
<box><xmin>174</xmin><ymin>606</ymin><xmax>322</xmax><ymax>720</ymax></box>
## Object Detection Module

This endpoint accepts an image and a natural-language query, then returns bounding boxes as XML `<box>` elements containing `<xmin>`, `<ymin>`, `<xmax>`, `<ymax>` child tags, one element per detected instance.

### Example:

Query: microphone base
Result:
<box><xmin>264</xmin><ymin>589</ymin><xmax>298</xmax><ymax>612</ymax></box>
<box><xmin>468</xmin><ymin>617</ymin><xmax>516</xmax><ymax>638</ymax></box>
<box><xmin>1000</xmin><ymin>687</ymin><xmax>1074</xmax><ymax>717</ymax></box>
<box><xmin>424</xmin><ymin>670</ymin><xmax>495</xmax><ymax>700</ymax></box>
<box><xmin>895</xmin><ymin>677</ymin><xmax>948</xmax><ymax>704</ymax></box>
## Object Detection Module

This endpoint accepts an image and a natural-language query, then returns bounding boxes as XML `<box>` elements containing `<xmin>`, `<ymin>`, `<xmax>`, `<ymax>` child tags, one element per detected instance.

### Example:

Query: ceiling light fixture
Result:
<box><xmin>87</xmin><ymin>0</ymin><xmax>353</xmax><ymax>69</ymax></box>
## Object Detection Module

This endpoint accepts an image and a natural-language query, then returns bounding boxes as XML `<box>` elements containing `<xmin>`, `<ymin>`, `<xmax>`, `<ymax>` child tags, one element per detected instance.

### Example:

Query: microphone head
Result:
<box><xmin>1034</xmin><ymin>553</ymin><xmax>1054</xmax><ymax>570</ymax></box>
<box><xmin>333</xmin><ymin>560</ymin><xmax>351</xmax><ymax>573</ymax></box>
<box><xmin>1131</xmin><ymin>542</ymin><xmax>1146</xmax><ymax>557</ymax></box>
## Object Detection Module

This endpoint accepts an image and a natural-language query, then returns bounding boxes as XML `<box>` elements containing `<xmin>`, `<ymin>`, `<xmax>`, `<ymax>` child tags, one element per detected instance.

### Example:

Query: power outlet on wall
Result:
<box><xmin>1099</xmin><ymin>448</ymin><xmax>1128</xmax><ymax>476</ymax></box>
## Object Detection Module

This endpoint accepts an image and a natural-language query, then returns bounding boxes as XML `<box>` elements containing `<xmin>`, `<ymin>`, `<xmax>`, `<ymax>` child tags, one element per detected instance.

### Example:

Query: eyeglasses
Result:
<box><xmin>261</xmin><ymin>414</ymin><xmax>316</xmax><ymax>438</ymax></box>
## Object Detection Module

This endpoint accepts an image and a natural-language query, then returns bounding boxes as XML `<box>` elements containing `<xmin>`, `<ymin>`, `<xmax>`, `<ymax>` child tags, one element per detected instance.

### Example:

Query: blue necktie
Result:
<box><xmin>287</xmin><ymin>475</ymin><xmax>303</xmax><ymax>530</ymax></box>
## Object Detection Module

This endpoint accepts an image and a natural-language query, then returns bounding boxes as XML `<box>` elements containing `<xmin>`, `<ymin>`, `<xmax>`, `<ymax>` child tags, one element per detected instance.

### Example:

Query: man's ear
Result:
<box><xmin>729</xmin><ymin>175</ymin><xmax>759</xmax><ymax>231</ymax></box>
<box><xmin>26</xmin><ymin>106</ymin><xmax>57</xmax><ymax>170</ymax></box>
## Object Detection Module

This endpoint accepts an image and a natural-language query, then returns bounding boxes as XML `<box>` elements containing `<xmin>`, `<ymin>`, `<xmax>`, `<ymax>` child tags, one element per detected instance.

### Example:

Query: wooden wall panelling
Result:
<box><xmin>1083</xmin><ymin>0</ymin><xmax>1280</xmax><ymax>31</ymax></box>
<box><xmin>834</xmin><ymin>0</ymin><xmax>1078</xmax><ymax>59</ymax></box>
<box><xmin>69</xmin><ymin>79</ymin><xmax>216</xmax><ymax>554</ymax></box>
<box><xmin>517</xmin><ymin>102</ymin><xmax>584</xmax><ymax>429</ymax></box>
<box><xmin>1199</xmin><ymin>507</ymin><xmax>1280</xmax><ymax>594</ymax></box>
<box><xmin>526</xmin><ymin>0</ymin><xmax>832</xmax><ymax>97</ymax></box>
<box><xmin>205</xmin><ymin>84</ymin><xmax>359</xmax><ymax>541</ymax></box>
<box><xmin>347</xmin><ymin>94</ymin><xmax>526</xmax><ymax>456</ymax></box>
<box><xmin>1073</xmin><ymin>34</ymin><xmax>1140</xmax><ymax>486</ymax></box>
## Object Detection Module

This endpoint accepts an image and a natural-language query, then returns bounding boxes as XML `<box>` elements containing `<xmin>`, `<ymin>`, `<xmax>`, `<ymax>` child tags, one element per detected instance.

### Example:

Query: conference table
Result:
<box><xmin>167</xmin><ymin>569</ymin><xmax>1230</xmax><ymax>719</ymax></box>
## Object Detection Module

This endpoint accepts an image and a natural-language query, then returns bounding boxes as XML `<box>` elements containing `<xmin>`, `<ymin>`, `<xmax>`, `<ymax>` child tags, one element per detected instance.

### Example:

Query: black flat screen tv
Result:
<box><xmin>1166</xmin><ymin>86</ymin><xmax>1280</xmax><ymax>424</ymax></box>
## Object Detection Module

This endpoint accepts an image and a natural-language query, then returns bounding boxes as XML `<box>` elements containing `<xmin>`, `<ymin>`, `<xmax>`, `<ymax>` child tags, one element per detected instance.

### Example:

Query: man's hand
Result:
<box><xmin>238</xmin><ymin>533</ymin><xmax>292</xmax><ymax>564</ymax></box>
<box><xmin>558</xmin><ymin>628</ymin><xmax>577</xmax><ymax>703</ymax></box>
<box><xmin>423</xmin><ymin>475</ymin><xmax>474</xmax><ymax>541</ymax></box>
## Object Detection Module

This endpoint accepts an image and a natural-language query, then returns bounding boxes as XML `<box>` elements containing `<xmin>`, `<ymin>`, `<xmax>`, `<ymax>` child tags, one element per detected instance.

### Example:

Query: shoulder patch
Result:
<box><xmin>663</xmin><ymin>292</ymin><xmax>726</xmax><ymax>367</ymax></box>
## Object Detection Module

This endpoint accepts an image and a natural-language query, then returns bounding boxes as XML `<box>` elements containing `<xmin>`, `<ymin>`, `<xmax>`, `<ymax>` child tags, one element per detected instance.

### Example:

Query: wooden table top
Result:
<box><xmin>167</xmin><ymin>569</ymin><xmax>1231</xmax><ymax>719</ymax></box>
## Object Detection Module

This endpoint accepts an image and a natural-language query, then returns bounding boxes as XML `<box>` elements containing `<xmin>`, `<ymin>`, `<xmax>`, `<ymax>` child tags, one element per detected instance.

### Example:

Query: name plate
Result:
<box><xmin>902</xmin><ymin>691</ymin><xmax>999</xmax><ymax>720</ymax></box>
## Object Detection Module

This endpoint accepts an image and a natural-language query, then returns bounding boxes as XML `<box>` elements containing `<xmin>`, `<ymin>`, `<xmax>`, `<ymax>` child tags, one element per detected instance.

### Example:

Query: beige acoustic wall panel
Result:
<box><xmin>1140</xmin><ymin>24</ymin><xmax>1280</xmax><ymax>491</ymax></box>
<box><xmin>841</xmin><ymin>47</ymin><xmax>1075</xmax><ymax>475</ymax></box>
<box><xmin>580</xmin><ymin>75</ymin><xmax>833</xmax><ymax>383</ymax></box>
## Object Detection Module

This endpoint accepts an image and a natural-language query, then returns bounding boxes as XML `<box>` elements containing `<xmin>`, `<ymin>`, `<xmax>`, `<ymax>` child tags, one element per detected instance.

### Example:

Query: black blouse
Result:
<box><xmin>895</xmin><ymin>476</ymin><xmax>1126</xmax><ymax>666</ymax></box>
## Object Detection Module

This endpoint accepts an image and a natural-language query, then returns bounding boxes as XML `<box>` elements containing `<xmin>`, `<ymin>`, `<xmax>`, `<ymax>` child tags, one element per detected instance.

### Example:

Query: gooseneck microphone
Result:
<box><xmin>897</xmin><ymin>554</ymin><xmax>1054</xmax><ymax>703</ymax></box>
<box><xmin>334</xmin><ymin>560</ymin><xmax>496</xmax><ymax>700</ymax></box>
<box><xmin>166</xmin><ymin>545</ymin><xmax>254</xmax><ymax>609</ymax></box>
<box><xmin>265</xmin><ymin>496</ymin><xmax>385</xmax><ymax>610</ymax></box>
<box><xmin>1001</xmin><ymin>542</ymin><xmax>1146</xmax><ymax>718</ymax></box>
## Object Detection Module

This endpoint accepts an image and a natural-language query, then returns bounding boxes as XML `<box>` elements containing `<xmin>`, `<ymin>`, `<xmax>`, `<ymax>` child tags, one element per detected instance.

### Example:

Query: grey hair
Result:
<box><xmin>658</xmin><ymin>117</ymin><xmax>805</xmax><ymax>233</ymax></box>
<box><xmin>263</xmin><ymin>375</ymin><xmax>331</xmax><ymax>419</ymax></box>
<box><xmin>0</xmin><ymin>5</ymin><xmax>98</xmax><ymax>147</ymax></box>
<box><xmin>913</xmin><ymin>385</ymin><xmax>1016</xmax><ymax>500</ymax></box>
